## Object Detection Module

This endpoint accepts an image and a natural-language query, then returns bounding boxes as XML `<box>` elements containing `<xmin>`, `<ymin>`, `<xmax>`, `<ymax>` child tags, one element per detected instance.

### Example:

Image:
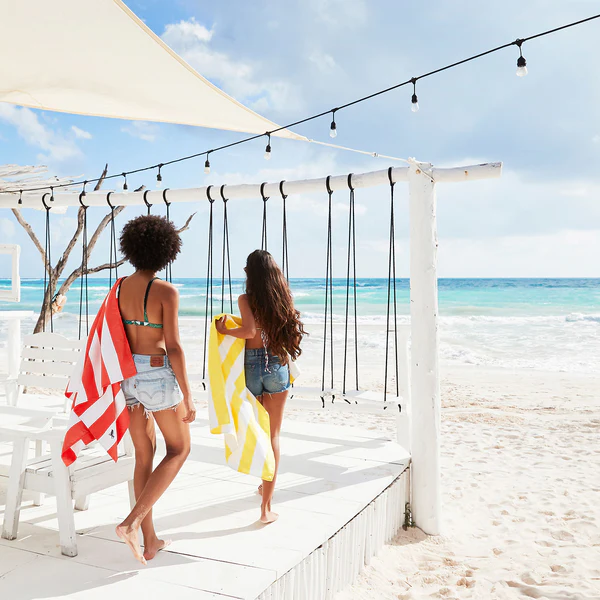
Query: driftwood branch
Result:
<box><xmin>176</xmin><ymin>212</ymin><xmax>197</xmax><ymax>234</ymax></box>
<box><xmin>93</xmin><ymin>164</ymin><xmax>108</xmax><ymax>192</ymax></box>
<box><xmin>11</xmin><ymin>208</ymin><xmax>48</xmax><ymax>273</ymax></box>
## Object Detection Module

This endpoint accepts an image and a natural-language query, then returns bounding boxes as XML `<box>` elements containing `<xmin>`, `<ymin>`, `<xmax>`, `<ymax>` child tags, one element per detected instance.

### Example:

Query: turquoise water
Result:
<box><xmin>1</xmin><ymin>278</ymin><xmax>599</xmax><ymax>373</ymax></box>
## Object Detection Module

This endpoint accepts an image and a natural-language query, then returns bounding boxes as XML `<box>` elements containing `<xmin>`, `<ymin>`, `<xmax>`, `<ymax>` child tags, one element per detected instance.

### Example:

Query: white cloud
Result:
<box><xmin>161</xmin><ymin>19</ymin><xmax>303</xmax><ymax>114</ymax></box>
<box><xmin>0</xmin><ymin>104</ymin><xmax>81</xmax><ymax>163</ymax></box>
<box><xmin>308</xmin><ymin>0</ymin><xmax>367</xmax><ymax>27</ymax></box>
<box><xmin>71</xmin><ymin>125</ymin><xmax>92</xmax><ymax>140</ymax></box>
<box><xmin>121</xmin><ymin>121</ymin><xmax>159</xmax><ymax>142</ymax></box>
<box><xmin>51</xmin><ymin>217</ymin><xmax>78</xmax><ymax>245</ymax></box>
<box><xmin>309</xmin><ymin>50</ymin><xmax>337</xmax><ymax>72</ymax></box>
<box><xmin>593</xmin><ymin>134</ymin><xmax>600</xmax><ymax>144</ymax></box>
<box><xmin>0</xmin><ymin>217</ymin><xmax>15</xmax><ymax>239</ymax></box>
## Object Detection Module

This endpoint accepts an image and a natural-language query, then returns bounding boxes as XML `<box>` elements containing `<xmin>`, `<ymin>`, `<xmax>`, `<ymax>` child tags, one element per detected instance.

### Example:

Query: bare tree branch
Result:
<box><xmin>176</xmin><ymin>212</ymin><xmax>197</xmax><ymax>234</ymax></box>
<box><xmin>56</xmin><ymin>259</ymin><xmax>126</xmax><ymax>298</ymax></box>
<box><xmin>86</xmin><ymin>205</ymin><xmax>127</xmax><ymax>256</ymax></box>
<box><xmin>11</xmin><ymin>208</ymin><xmax>49</xmax><ymax>274</ymax></box>
<box><xmin>86</xmin><ymin>259</ymin><xmax>127</xmax><ymax>274</ymax></box>
<box><xmin>93</xmin><ymin>164</ymin><xmax>108</xmax><ymax>192</ymax></box>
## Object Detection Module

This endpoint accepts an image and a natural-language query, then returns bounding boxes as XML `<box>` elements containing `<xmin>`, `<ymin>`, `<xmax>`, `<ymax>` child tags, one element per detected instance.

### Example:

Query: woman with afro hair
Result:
<box><xmin>114</xmin><ymin>215</ymin><xmax>195</xmax><ymax>565</ymax></box>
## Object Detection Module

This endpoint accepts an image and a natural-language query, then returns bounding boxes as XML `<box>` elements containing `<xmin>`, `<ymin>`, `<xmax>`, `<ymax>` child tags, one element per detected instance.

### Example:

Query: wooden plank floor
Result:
<box><xmin>0</xmin><ymin>404</ymin><xmax>409</xmax><ymax>599</ymax></box>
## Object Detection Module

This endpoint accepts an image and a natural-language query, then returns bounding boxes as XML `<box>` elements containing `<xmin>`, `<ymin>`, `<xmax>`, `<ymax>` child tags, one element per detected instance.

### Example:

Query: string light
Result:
<box><xmin>2</xmin><ymin>14</ymin><xmax>597</xmax><ymax>198</ymax></box>
<box><xmin>411</xmin><ymin>78</ymin><xmax>419</xmax><ymax>113</ymax></box>
<box><xmin>18</xmin><ymin>190</ymin><xmax>23</xmax><ymax>205</ymax></box>
<box><xmin>81</xmin><ymin>180</ymin><xmax>87</xmax><ymax>197</ymax></box>
<box><xmin>156</xmin><ymin>164</ymin><xmax>163</xmax><ymax>189</ymax></box>
<box><xmin>516</xmin><ymin>39</ymin><xmax>528</xmax><ymax>77</ymax></box>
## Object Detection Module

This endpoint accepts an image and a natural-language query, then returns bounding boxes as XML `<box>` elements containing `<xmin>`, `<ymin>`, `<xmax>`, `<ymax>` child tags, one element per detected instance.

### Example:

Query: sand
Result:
<box><xmin>314</xmin><ymin>366</ymin><xmax>600</xmax><ymax>600</ymax></box>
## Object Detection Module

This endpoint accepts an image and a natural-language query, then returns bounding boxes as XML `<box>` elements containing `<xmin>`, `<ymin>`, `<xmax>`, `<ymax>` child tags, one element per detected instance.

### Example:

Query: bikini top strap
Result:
<box><xmin>143</xmin><ymin>277</ymin><xmax>159</xmax><ymax>322</ymax></box>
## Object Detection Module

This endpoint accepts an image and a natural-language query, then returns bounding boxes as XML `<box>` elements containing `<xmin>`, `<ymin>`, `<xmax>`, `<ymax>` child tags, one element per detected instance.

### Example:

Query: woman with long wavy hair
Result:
<box><xmin>216</xmin><ymin>249</ymin><xmax>306</xmax><ymax>523</ymax></box>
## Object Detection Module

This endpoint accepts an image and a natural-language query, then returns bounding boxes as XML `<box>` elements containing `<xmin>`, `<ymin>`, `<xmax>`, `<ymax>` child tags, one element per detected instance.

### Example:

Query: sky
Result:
<box><xmin>1</xmin><ymin>0</ymin><xmax>600</xmax><ymax>279</ymax></box>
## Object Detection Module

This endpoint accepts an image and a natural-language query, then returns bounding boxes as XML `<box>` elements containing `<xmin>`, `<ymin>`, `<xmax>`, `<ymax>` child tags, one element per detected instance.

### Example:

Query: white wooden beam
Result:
<box><xmin>0</xmin><ymin>162</ymin><xmax>501</xmax><ymax>209</ymax></box>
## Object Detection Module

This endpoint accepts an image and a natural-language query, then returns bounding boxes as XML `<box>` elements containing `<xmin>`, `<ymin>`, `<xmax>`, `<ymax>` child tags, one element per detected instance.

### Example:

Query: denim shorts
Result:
<box><xmin>244</xmin><ymin>348</ymin><xmax>291</xmax><ymax>398</ymax></box>
<box><xmin>122</xmin><ymin>354</ymin><xmax>182</xmax><ymax>413</ymax></box>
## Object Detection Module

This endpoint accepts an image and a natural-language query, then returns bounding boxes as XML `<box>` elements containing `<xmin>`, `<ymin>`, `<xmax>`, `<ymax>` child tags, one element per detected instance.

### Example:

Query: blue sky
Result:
<box><xmin>1</xmin><ymin>0</ymin><xmax>600</xmax><ymax>279</ymax></box>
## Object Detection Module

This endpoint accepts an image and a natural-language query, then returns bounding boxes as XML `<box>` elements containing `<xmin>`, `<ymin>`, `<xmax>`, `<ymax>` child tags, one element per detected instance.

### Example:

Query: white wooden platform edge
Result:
<box><xmin>257</xmin><ymin>468</ymin><xmax>409</xmax><ymax>600</ymax></box>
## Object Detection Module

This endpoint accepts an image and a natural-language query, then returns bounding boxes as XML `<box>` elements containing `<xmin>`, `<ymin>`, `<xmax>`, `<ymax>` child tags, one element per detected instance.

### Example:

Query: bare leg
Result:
<box><xmin>127</xmin><ymin>406</ymin><xmax>170</xmax><ymax>561</ymax></box>
<box><xmin>260</xmin><ymin>390</ymin><xmax>288</xmax><ymax>524</ymax></box>
<box><xmin>116</xmin><ymin>403</ymin><xmax>190</xmax><ymax>564</ymax></box>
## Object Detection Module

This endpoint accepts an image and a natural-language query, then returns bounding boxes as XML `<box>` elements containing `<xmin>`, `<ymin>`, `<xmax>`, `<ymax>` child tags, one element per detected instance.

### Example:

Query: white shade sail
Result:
<box><xmin>0</xmin><ymin>0</ymin><xmax>303</xmax><ymax>140</ymax></box>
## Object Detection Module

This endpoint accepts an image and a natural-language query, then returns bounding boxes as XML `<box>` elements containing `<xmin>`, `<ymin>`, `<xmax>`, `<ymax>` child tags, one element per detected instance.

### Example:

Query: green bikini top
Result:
<box><xmin>119</xmin><ymin>277</ymin><xmax>163</xmax><ymax>329</ymax></box>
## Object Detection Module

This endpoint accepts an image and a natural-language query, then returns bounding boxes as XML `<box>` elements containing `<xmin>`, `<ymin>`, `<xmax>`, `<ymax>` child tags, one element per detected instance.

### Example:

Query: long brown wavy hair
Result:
<box><xmin>245</xmin><ymin>250</ymin><xmax>306</xmax><ymax>363</ymax></box>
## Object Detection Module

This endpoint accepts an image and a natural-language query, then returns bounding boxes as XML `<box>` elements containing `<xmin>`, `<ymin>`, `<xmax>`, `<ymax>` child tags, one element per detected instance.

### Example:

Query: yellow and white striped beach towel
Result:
<box><xmin>207</xmin><ymin>314</ymin><xmax>275</xmax><ymax>481</ymax></box>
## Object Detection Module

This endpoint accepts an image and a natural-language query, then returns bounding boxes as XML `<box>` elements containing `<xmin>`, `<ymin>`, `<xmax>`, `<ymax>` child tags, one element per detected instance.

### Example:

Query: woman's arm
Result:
<box><xmin>162</xmin><ymin>285</ymin><xmax>195</xmax><ymax>423</ymax></box>
<box><xmin>215</xmin><ymin>294</ymin><xmax>256</xmax><ymax>339</ymax></box>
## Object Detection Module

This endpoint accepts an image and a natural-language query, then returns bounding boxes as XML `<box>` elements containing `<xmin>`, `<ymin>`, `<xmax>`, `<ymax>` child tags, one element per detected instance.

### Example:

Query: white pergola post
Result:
<box><xmin>408</xmin><ymin>160</ymin><xmax>441</xmax><ymax>535</ymax></box>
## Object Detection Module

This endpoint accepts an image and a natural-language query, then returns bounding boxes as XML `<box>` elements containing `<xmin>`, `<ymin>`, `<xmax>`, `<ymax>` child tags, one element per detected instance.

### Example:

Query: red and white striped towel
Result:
<box><xmin>62</xmin><ymin>278</ymin><xmax>136</xmax><ymax>466</ymax></box>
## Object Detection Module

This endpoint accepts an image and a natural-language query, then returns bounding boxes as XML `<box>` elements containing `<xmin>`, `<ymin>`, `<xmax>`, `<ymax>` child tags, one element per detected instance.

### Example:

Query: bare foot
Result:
<box><xmin>257</xmin><ymin>484</ymin><xmax>263</xmax><ymax>496</ymax></box>
<box><xmin>116</xmin><ymin>524</ymin><xmax>147</xmax><ymax>565</ymax></box>
<box><xmin>260</xmin><ymin>510</ymin><xmax>279</xmax><ymax>524</ymax></box>
<box><xmin>143</xmin><ymin>538</ymin><xmax>171</xmax><ymax>561</ymax></box>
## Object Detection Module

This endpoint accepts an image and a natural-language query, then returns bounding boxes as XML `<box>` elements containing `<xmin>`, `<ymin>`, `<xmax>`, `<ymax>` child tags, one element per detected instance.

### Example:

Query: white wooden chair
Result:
<box><xmin>4</xmin><ymin>332</ymin><xmax>84</xmax><ymax>411</ymax></box>
<box><xmin>0</xmin><ymin>332</ymin><xmax>136</xmax><ymax>557</ymax></box>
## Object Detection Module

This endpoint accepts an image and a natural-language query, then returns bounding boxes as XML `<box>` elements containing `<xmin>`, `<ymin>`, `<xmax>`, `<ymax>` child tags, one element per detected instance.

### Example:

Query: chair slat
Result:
<box><xmin>21</xmin><ymin>347</ymin><xmax>81</xmax><ymax>363</ymax></box>
<box><xmin>22</xmin><ymin>332</ymin><xmax>85</xmax><ymax>350</ymax></box>
<box><xmin>16</xmin><ymin>373</ymin><xmax>69</xmax><ymax>391</ymax></box>
<box><xmin>19</xmin><ymin>361</ymin><xmax>75</xmax><ymax>377</ymax></box>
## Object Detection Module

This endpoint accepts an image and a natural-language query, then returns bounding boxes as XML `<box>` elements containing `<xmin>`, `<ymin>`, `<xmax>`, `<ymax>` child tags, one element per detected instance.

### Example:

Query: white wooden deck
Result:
<box><xmin>0</xmin><ymin>397</ymin><xmax>410</xmax><ymax>599</ymax></box>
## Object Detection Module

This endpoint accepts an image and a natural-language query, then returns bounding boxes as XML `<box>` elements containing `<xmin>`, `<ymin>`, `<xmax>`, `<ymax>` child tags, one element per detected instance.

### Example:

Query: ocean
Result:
<box><xmin>1</xmin><ymin>278</ymin><xmax>599</xmax><ymax>374</ymax></box>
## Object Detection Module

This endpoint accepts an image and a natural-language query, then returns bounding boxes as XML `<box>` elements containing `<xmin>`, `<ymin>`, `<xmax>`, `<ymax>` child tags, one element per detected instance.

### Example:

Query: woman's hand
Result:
<box><xmin>182</xmin><ymin>395</ymin><xmax>196</xmax><ymax>424</ymax></box>
<box><xmin>215</xmin><ymin>316</ymin><xmax>228</xmax><ymax>335</ymax></box>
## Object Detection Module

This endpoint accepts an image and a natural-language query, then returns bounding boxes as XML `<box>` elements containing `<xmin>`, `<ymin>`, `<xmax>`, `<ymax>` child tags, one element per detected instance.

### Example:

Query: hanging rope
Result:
<box><xmin>78</xmin><ymin>192</ymin><xmax>90</xmax><ymax>339</ymax></box>
<box><xmin>201</xmin><ymin>186</ymin><xmax>215</xmax><ymax>389</ymax></box>
<box><xmin>342</xmin><ymin>174</ymin><xmax>359</xmax><ymax>400</ymax></box>
<box><xmin>280</xmin><ymin>181</ymin><xmax>290</xmax><ymax>281</ymax></box>
<box><xmin>143</xmin><ymin>190</ymin><xmax>152</xmax><ymax>216</ymax></box>
<box><xmin>321</xmin><ymin>176</ymin><xmax>335</xmax><ymax>405</ymax></box>
<box><xmin>106</xmin><ymin>192</ymin><xmax>119</xmax><ymax>288</ymax></box>
<box><xmin>163</xmin><ymin>189</ymin><xmax>173</xmax><ymax>282</ymax></box>
<box><xmin>41</xmin><ymin>194</ymin><xmax>53</xmax><ymax>333</ymax></box>
<box><xmin>384</xmin><ymin>167</ymin><xmax>400</xmax><ymax>405</ymax></box>
<box><xmin>260</xmin><ymin>182</ymin><xmax>269</xmax><ymax>251</ymax></box>
<box><xmin>220</xmin><ymin>185</ymin><xmax>233</xmax><ymax>314</ymax></box>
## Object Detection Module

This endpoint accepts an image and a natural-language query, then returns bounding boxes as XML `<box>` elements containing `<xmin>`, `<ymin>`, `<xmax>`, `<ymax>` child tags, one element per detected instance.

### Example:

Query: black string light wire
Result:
<box><xmin>201</xmin><ymin>186</ymin><xmax>215</xmax><ymax>389</ymax></box>
<box><xmin>78</xmin><ymin>190</ymin><xmax>90</xmax><ymax>339</ymax></box>
<box><xmin>342</xmin><ymin>174</ymin><xmax>359</xmax><ymax>400</ymax></box>
<box><xmin>383</xmin><ymin>167</ymin><xmax>400</xmax><ymax>405</ymax></box>
<box><xmin>4</xmin><ymin>14</ymin><xmax>599</xmax><ymax>198</ymax></box>
<box><xmin>321</xmin><ymin>176</ymin><xmax>335</xmax><ymax>406</ymax></box>
<box><xmin>220</xmin><ymin>185</ymin><xmax>233</xmax><ymax>313</ymax></box>
<box><xmin>280</xmin><ymin>181</ymin><xmax>290</xmax><ymax>281</ymax></box>
<box><xmin>260</xmin><ymin>183</ymin><xmax>269</xmax><ymax>251</ymax></box>
<box><xmin>41</xmin><ymin>193</ymin><xmax>53</xmax><ymax>333</ymax></box>
<box><xmin>106</xmin><ymin>191</ymin><xmax>119</xmax><ymax>288</ymax></box>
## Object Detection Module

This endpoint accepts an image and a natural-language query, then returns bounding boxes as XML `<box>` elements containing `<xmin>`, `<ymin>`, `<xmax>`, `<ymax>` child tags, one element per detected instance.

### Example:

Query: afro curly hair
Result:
<box><xmin>119</xmin><ymin>215</ymin><xmax>182</xmax><ymax>272</ymax></box>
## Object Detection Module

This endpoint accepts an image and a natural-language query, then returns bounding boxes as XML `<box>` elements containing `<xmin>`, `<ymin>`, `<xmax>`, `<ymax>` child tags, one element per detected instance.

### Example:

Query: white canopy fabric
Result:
<box><xmin>0</xmin><ymin>0</ymin><xmax>303</xmax><ymax>140</ymax></box>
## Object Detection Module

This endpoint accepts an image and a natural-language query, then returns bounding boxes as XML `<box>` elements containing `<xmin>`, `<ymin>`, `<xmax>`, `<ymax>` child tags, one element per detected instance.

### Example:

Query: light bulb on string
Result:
<box><xmin>204</xmin><ymin>153</ymin><xmax>211</xmax><ymax>174</ymax></box>
<box><xmin>330</xmin><ymin>110</ymin><xmax>338</xmax><ymax>138</ymax></box>
<box><xmin>411</xmin><ymin>78</ymin><xmax>419</xmax><ymax>112</ymax></box>
<box><xmin>156</xmin><ymin>164</ymin><xmax>163</xmax><ymax>190</ymax></box>
<box><xmin>122</xmin><ymin>173</ymin><xmax>128</xmax><ymax>191</ymax></box>
<box><xmin>264</xmin><ymin>133</ymin><xmax>272</xmax><ymax>161</ymax></box>
<box><xmin>81</xmin><ymin>181</ymin><xmax>87</xmax><ymax>197</ymax></box>
<box><xmin>18</xmin><ymin>190</ymin><xmax>23</xmax><ymax>205</ymax></box>
<box><xmin>516</xmin><ymin>40</ymin><xmax>528</xmax><ymax>77</ymax></box>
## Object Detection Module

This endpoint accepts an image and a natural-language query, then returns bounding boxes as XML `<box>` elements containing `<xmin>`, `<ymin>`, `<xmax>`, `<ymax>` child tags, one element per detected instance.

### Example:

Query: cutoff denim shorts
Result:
<box><xmin>244</xmin><ymin>348</ymin><xmax>291</xmax><ymax>398</ymax></box>
<box><xmin>122</xmin><ymin>354</ymin><xmax>182</xmax><ymax>413</ymax></box>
